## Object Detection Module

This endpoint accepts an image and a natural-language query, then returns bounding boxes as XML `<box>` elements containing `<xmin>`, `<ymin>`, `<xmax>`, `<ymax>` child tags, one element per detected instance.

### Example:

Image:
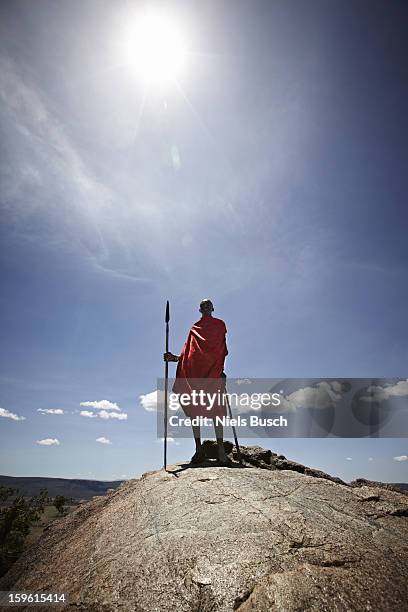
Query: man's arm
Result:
<box><xmin>163</xmin><ymin>352</ymin><xmax>179</xmax><ymax>362</ymax></box>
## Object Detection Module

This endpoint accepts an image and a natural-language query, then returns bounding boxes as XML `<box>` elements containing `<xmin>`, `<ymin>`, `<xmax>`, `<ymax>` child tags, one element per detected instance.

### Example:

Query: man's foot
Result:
<box><xmin>190</xmin><ymin>449</ymin><xmax>206</xmax><ymax>464</ymax></box>
<box><xmin>217</xmin><ymin>456</ymin><xmax>233</xmax><ymax>467</ymax></box>
<box><xmin>217</xmin><ymin>451</ymin><xmax>232</xmax><ymax>467</ymax></box>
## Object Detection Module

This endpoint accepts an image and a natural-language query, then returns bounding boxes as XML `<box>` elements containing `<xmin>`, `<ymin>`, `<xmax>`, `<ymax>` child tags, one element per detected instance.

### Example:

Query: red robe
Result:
<box><xmin>172</xmin><ymin>314</ymin><xmax>228</xmax><ymax>417</ymax></box>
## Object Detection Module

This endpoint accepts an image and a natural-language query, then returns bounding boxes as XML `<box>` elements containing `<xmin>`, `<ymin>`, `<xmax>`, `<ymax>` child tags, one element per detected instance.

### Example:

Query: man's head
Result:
<box><xmin>199</xmin><ymin>299</ymin><xmax>214</xmax><ymax>315</ymax></box>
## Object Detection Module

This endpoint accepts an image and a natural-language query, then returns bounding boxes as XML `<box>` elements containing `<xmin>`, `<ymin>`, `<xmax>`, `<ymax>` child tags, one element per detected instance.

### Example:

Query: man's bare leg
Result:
<box><xmin>213</xmin><ymin>419</ymin><xmax>230</xmax><ymax>463</ymax></box>
<box><xmin>190</xmin><ymin>425</ymin><xmax>205</xmax><ymax>463</ymax></box>
<box><xmin>192</xmin><ymin>425</ymin><xmax>201</xmax><ymax>451</ymax></box>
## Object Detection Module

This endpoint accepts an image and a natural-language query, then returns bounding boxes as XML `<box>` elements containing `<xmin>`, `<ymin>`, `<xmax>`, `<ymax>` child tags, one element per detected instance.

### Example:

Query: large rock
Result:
<box><xmin>1</xmin><ymin>445</ymin><xmax>407</xmax><ymax>611</ymax></box>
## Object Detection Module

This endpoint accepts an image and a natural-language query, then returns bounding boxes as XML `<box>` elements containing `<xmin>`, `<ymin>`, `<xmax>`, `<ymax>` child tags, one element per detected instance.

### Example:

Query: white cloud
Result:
<box><xmin>79</xmin><ymin>399</ymin><xmax>127</xmax><ymax>420</ymax></box>
<box><xmin>140</xmin><ymin>390</ymin><xmax>161</xmax><ymax>412</ymax></box>
<box><xmin>80</xmin><ymin>400</ymin><xmax>120</xmax><ymax>411</ymax></box>
<box><xmin>143</xmin><ymin>389</ymin><xmax>249</xmax><ymax>414</ymax></box>
<box><xmin>79</xmin><ymin>403</ymin><xmax>127</xmax><ymax>420</ymax></box>
<box><xmin>36</xmin><ymin>438</ymin><xmax>60</xmax><ymax>446</ymax></box>
<box><xmin>346</xmin><ymin>457</ymin><xmax>352</xmax><ymax>461</ymax></box>
<box><xmin>393</xmin><ymin>455</ymin><xmax>408</xmax><ymax>462</ymax></box>
<box><xmin>99</xmin><ymin>410</ymin><xmax>127</xmax><ymax>420</ymax></box>
<box><xmin>361</xmin><ymin>379</ymin><xmax>408</xmax><ymax>403</ymax></box>
<box><xmin>37</xmin><ymin>408</ymin><xmax>64</xmax><ymax>415</ymax></box>
<box><xmin>80</xmin><ymin>410</ymin><xmax>98</xmax><ymax>418</ymax></box>
<box><xmin>368</xmin><ymin>457</ymin><xmax>374</xmax><ymax>461</ymax></box>
<box><xmin>96</xmin><ymin>437</ymin><xmax>112</xmax><ymax>445</ymax></box>
<box><xmin>279</xmin><ymin>381</ymin><xmax>345</xmax><ymax>412</ymax></box>
<box><xmin>0</xmin><ymin>407</ymin><xmax>26</xmax><ymax>421</ymax></box>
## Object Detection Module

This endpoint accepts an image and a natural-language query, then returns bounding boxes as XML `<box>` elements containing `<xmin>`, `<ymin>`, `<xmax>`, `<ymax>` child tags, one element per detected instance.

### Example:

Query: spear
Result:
<box><xmin>223</xmin><ymin>373</ymin><xmax>242</xmax><ymax>464</ymax></box>
<box><xmin>164</xmin><ymin>300</ymin><xmax>170</xmax><ymax>470</ymax></box>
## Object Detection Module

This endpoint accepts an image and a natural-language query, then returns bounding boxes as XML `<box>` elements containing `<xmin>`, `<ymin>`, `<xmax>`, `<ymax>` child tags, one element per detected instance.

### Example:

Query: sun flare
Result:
<box><xmin>120</xmin><ymin>9</ymin><xmax>188</xmax><ymax>88</ymax></box>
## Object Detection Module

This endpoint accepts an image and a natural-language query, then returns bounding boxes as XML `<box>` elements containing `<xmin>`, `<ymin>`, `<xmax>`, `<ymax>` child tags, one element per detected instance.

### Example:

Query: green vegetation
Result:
<box><xmin>54</xmin><ymin>495</ymin><xmax>67</xmax><ymax>515</ymax></box>
<box><xmin>0</xmin><ymin>485</ymin><xmax>48</xmax><ymax>576</ymax></box>
<box><xmin>0</xmin><ymin>486</ymin><xmax>48</xmax><ymax>550</ymax></box>
<box><xmin>0</xmin><ymin>486</ymin><xmax>78</xmax><ymax>577</ymax></box>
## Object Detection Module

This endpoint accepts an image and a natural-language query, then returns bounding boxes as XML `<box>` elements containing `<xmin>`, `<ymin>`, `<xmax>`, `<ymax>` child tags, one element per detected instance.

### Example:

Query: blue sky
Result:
<box><xmin>0</xmin><ymin>0</ymin><xmax>407</xmax><ymax>483</ymax></box>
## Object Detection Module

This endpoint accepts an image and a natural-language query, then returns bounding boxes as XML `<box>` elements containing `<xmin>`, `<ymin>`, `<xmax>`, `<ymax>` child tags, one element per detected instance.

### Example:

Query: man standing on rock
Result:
<box><xmin>164</xmin><ymin>299</ymin><xmax>231</xmax><ymax>466</ymax></box>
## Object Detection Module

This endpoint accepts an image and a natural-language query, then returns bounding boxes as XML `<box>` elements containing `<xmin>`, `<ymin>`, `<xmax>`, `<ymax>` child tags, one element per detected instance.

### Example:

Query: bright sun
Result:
<box><xmin>121</xmin><ymin>9</ymin><xmax>188</xmax><ymax>88</ymax></box>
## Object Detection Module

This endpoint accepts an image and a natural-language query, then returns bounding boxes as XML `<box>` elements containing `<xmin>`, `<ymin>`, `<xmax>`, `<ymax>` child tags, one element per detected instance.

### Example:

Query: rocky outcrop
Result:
<box><xmin>222</xmin><ymin>442</ymin><xmax>348</xmax><ymax>486</ymax></box>
<box><xmin>1</xmin><ymin>444</ymin><xmax>407</xmax><ymax>611</ymax></box>
<box><xmin>349</xmin><ymin>477</ymin><xmax>408</xmax><ymax>496</ymax></box>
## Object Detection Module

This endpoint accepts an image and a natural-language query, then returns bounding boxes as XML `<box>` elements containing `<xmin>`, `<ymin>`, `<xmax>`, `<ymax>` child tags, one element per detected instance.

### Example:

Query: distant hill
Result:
<box><xmin>0</xmin><ymin>475</ymin><xmax>124</xmax><ymax>501</ymax></box>
<box><xmin>393</xmin><ymin>483</ymin><xmax>408</xmax><ymax>492</ymax></box>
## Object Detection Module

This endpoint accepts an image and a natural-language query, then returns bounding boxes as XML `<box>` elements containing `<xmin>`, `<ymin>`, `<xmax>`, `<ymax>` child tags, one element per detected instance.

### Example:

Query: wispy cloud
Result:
<box><xmin>0</xmin><ymin>58</ymin><xmax>285</xmax><ymax>302</ymax></box>
<box><xmin>0</xmin><ymin>407</ymin><xmax>26</xmax><ymax>421</ymax></box>
<box><xmin>0</xmin><ymin>59</ymin><xmax>174</xmax><ymax>293</ymax></box>
<box><xmin>0</xmin><ymin>57</ymin><xmax>112</xmax><ymax>268</ymax></box>
<box><xmin>96</xmin><ymin>437</ymin><xmax>112</xmax><ymax>445</ymax></box>
<box><xmin>37</xmin><ymin>408</ymin><xmax>64</xmax><ymax>415</ymax></box>
<box><xmin>36</xmin><ymin>438</ymin><xmax>60</xmax><ymax>446</ymax></box>
<box><xmin>346</xmin><ymin>457</ymin><xmax>352</xmax><ymax>461</ymax></box>
<box><xmin>0</xmin><ymin>58</ymin><xmax>112</xmax><ymax>206</ymax></box>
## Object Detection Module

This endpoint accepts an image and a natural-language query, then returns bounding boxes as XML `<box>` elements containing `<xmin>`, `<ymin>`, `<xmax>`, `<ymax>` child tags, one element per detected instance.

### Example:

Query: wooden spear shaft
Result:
<box><xmin>224</xmin><ymin>374</ymin><xmax>243</xmax><ymax>464</ymax></box>
<box><xmin>164</xmin><ymin>300</ymin><xmax>170</xmax><ymax>470</ymax></box>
